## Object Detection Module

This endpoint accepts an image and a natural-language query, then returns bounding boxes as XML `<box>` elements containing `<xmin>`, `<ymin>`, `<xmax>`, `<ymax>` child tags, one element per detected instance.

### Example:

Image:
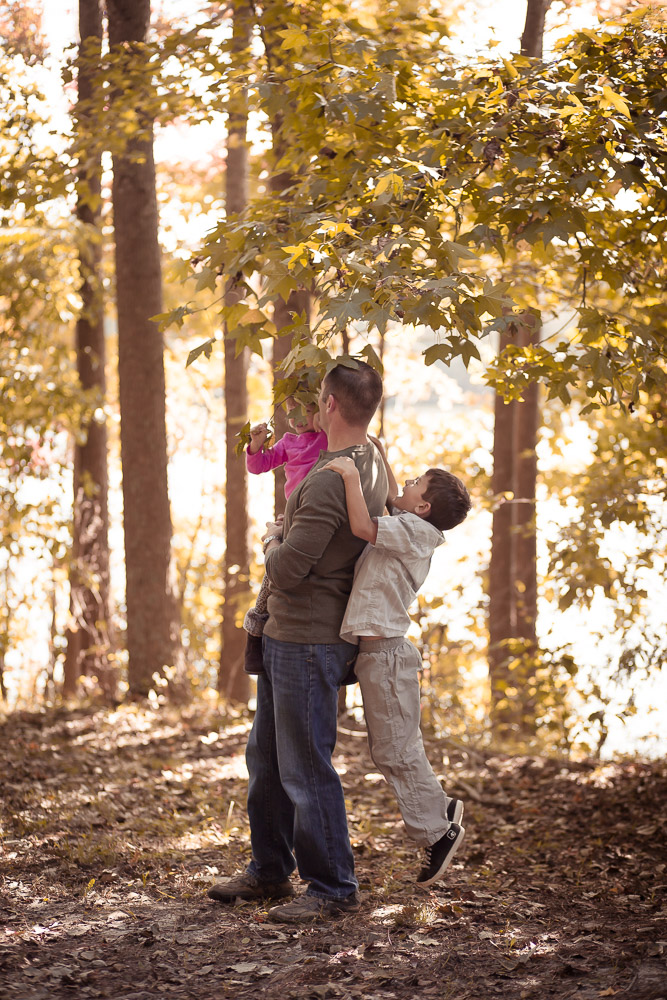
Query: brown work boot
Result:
<box><xmin>207</xmin><ymin>873</ymin><xmax>294</xmax><ymax>903</ymax></box>
<box><xmin>267</xmin><ymin>892</ymin><xmax>360</xmax><ymax>923</ymax></box>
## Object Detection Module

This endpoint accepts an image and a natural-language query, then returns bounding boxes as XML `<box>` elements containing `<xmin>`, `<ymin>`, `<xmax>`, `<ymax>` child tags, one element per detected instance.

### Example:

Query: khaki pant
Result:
<box><xmin>356</xmin><ymin>637</ymin><xmax>451</xmax><ymax>847</ymax></box>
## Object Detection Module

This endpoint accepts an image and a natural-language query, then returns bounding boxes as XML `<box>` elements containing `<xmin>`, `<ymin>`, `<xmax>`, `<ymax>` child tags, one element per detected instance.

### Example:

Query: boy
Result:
<box><xmin>322</xmin><ymin>446</ymin><xmax>472</xmax><ymax>887</ymax></box>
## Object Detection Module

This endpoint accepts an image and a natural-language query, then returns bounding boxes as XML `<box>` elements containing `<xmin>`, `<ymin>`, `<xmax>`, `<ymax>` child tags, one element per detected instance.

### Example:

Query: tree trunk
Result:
<box><xmin>487</xmin><ymin>0</ymin><xmax>548</xmax><ymax>735</ymax></box>
<box><xmin>514</xmin><ymin>316</ymin><xmax>539</xmax><ymax>651</ymax></box>
<box><xmin>521</xmin><ymin>0</ymin><xmax>552</xmax><ymax>59</ymax></box>
<box><xmin>64</xmin><ymin>0</ymin><xmax>115</xmax><ymax>700</ymax></box>
<box><xmin>262</xmin><ymin>1</ymin><xmax>314</xmax><ymax>518</ymax></box>
<box><xmin>271</xmin><ymin>291</ymin><xmax>311</xmax><ymax>518</ymax></box>
<box><xmin>220</xmin><ymin>0</ymin><xmax>252</xmax><ymax>703</ymax></box>
<box><xmin>108</xmin><ymin>0</ymin><xmax>178</xmax><ymax>698</ymax></box>
<box><xmin>488</xmin><ymin>330</ymin><xmax>517</xmax><ymax>727</ymax></box>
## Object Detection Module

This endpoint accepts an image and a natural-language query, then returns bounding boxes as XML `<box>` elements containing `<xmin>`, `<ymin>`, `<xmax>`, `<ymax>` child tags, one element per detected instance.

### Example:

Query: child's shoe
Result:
<box><xmin>417</xmin><ymin>823</ymin><xmax>465</xmax><ymax>888</ymax></box>
<box><xmin>447</xmin><ymin>797</ymin><xmax>464</xmax><ymax>825</ymax></box>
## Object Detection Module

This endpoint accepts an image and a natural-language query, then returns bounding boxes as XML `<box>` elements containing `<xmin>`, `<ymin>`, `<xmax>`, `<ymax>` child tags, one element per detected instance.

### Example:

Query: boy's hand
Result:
<box><xmin>321</xmin><ymin>457</ymin><xmax>359</xmax><ymax>479</ymax></box>
<box><xmin>367</xmin><ymin>434</ymin><xmax>386</xmax><ymax>457</ymax></box>
<box><xmin>249</xmin><ymin>422</ymin><xmax>271</xmax><ymax>454</ymax></box>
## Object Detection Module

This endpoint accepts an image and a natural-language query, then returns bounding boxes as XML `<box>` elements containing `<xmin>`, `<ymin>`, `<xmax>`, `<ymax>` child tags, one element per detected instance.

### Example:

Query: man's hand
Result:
<box><xmin>262</xmin><ymin>519</ymin><xmax>283</xmax><ymax>545</ymax></box>
<box><xmin>321</xmin><ymin>456</ymin><xmax>359</xmax><ymax>480</ymax></box>
<box><xmin>249</xmin><ymin>422</ymin><xmax>271</xmax><ymax>454</ymax></box>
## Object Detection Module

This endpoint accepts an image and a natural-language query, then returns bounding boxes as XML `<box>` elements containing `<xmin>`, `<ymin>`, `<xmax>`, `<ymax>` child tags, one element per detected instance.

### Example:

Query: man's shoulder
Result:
<box><xmin>296</xmin><ymin>462</ymin><xmax>346</xmax><ymax>503</ymax></box>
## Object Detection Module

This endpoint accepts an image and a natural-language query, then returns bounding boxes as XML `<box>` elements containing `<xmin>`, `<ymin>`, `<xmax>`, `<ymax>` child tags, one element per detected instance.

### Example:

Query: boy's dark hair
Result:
<box><xmin>321</xmin><ymin>361</ymin><xmax>383</xmax><ymax>425</ymax></box>
<box><xmin>423</xmin><ymin>469</ymin><xmax>472</xmax><ymax>531</ymax></box>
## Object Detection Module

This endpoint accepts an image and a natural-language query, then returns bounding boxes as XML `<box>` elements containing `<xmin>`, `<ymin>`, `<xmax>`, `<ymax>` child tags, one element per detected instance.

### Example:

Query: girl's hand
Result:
<box><xmin>249</xmin><ymin>422</ymin><xmax>271</xmax><ymax>454</ymax></box>
<box><xmin>321</xmin><ymin>457</ymin><xmax>359</xmax><ymax>479</ymax></box>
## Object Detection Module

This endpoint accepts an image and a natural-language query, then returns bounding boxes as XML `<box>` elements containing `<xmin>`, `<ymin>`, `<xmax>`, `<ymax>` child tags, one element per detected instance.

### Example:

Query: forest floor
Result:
<box><xmin>1</xmin><ymin>702</ymin><xmax>666</xmax><ymax>1000</ymax></box>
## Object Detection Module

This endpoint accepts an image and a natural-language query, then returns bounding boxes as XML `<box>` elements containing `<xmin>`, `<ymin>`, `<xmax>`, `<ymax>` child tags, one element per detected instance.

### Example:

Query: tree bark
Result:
<box><xmin>271</xmin><ymin>291</ymin><xmax>311</xmax><ymax>519</ymax></box>
<box><xmin>514</xmin><ymin>316</ymin><xmax>539</xmax><ymax>650</ymax></box>
<box><xmin>488</xmin><ymin>330</ymin><xmax>517</xmax><ymax>724</ymax></box>
<box><xmin>487</xmin><ymin>0</ymin><xmax>548</xmax><ymax>735</ymax></box>
<box><xmin>64</xmin><ymin>0</ymin><xmax>115</xmax><ymax>700</ymax></box>
<box><xmin>521</xmin><ymin>0</ymin><xmax>552</xmax><ymax>59</ymax></box>
<box><xmin>108</xmin><ymin>0</ymin><xmax>178</xmax><ymax>698</ymax></box>
<box><xmin>220</xmin><ymin>0</ymin><xmax>252</xmax><ymax>703</ymax></box>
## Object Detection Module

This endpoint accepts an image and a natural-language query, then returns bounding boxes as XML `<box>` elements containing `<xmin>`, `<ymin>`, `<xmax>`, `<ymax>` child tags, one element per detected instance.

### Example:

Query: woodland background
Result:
<box><xmin>1</xmin><ymin>0</ymin><xmax>665</xmax><ymax>752</ymax></box>
<box><xmin>1</xmin><ymin>2</ymin><xmax>666</xmax><ymax>998</ymax></box>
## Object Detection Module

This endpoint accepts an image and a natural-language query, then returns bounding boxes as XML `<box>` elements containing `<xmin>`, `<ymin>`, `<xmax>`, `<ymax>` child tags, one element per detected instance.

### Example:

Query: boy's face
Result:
<box><xmin>393</xmin><ymin>473</ymin><xmax>431</xmax><ymax>517</ymax></box>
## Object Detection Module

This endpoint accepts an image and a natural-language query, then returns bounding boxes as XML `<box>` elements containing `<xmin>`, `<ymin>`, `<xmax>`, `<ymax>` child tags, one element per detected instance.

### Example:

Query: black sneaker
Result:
<box><xmin>267</xmin><ymin>892</ymin><xmax>360</xmax><ymax>924</ymax></box>
<box><xmin>207</xmin><ymin>873</ymin><xmax>294</xmax><ymax>903</ymax></box>
<box><xmin>417</xmin><ymin>823</ymin><xmax>465</xmax><ymax>888</ymax></box>
<box><xmin>447</xmin><ymin>798</ymin><xmax>464</xmax><ymax>825</ymax></box>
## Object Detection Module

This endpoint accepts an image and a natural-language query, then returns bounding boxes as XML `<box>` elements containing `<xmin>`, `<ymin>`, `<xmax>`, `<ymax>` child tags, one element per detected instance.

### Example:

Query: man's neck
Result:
<box><xmin>326</xmin><ymin>426</ymin><xmax>369</xmax><ymax>452</ymax></box>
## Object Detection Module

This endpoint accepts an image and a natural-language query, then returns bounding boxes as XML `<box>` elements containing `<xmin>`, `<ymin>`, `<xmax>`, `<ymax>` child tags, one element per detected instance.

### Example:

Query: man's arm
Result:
<box><xmin>263</xmin><ymin>472</ymin><xmax>347</xmax><ymax>590</ymax></box>
<box><xmin>367</xmin><ymin>435</ymin><xmax>398</xmax><ymax>505</ymax></box>
<box><xmin>321</xmin><ymin>457</ymin><xmax>378</xmax><ymax>544</ymax></box>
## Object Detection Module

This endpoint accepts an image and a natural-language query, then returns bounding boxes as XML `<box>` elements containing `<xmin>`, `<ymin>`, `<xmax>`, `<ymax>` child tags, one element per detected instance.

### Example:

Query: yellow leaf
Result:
<box><xmin>277</xmin><ymin>27</ymin><xmax>308</xmax><ymax>54</ymax></box>
<box><xmin>601</xmin><ymin>86</ymin><xmax>631</xmax><ymax>119</ymax></box>
<box><xmin>374</xmin><ymin>173</ymin><xmax>404</xmax><ymax>199</ymax></box>
<box><xmin>502</xmin><ymin>59</ymin><xmax>518</xmax><ymax>80</ymax></box>
<box><xmin>282</xmin><ymin>244</ymin><xmax>309</xmax><ymax>266</ymax></box>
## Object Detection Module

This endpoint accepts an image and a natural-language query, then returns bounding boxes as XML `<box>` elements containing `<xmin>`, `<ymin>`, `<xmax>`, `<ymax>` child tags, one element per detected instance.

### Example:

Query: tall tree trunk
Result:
<box><xmin>220</xmin><ymin>0</ymin><xmax>252</xmax><ymax>703</ymax></box>
<box><xmin>521</xmin><ymin>0</ymin><xmax>552</xmax><ymax>59</ymax></box>
<box><xmin>488</xmin><ymin>0</ymin><xmax>548</xmax><ymax>735</ymax></box>
<box><xmin>514</xmin><ymin>315</ymin><xmax>539</xmax><ymax>650</ymax></box>
<box><xmin>64</xmin><ymin>0</ymin><xmax>114</xmax><ymax>700</ymax></box>
<box><xmin>108</xmin><ymin>0</ymin><xmax>178</xmax><ymax>698</ymax></box>
<box><xmin>488</xmin><ymin>330</ymin><xmax>517</xmax><ymax>727</ymax></box>
<box><xmin>271</xmin><ymin>291</ymin><xmax>311</xmax><ymax>519</ymax></box>
<box><xmin>262</xmin><ymin>1</ymin><xmax>313</xmax><ymax>518</ymax></box>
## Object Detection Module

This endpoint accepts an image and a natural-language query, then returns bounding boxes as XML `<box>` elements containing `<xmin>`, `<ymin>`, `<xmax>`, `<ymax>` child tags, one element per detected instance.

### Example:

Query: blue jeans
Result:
<box><xmin>245</xmin><ymin>636</ymin><xmax>358</xmax><ymax>900</ymax></box>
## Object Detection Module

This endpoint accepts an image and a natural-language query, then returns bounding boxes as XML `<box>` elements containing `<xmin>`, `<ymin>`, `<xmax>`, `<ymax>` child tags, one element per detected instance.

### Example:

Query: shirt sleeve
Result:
<box><xmin>264</xmin><ymin>470</ymin><xmax>347</xmax><ymax>591</ymax></box>
<box><xmin>246</xmin><ymin>437</ymin><xmax>289</xmax><ymax>475</ymax></box>
<box><xmin>374</xmin><ymin>512</ymin><xmax>439</xmax><ymax>560</ymax></box>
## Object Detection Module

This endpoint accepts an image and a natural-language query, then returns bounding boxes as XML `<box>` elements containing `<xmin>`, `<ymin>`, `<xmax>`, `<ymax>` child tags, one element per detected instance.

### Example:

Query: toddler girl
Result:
<box><xmin>243</xmin><ymin>397</ymin><xmax>327</xmax><ymax>669</ymax></box>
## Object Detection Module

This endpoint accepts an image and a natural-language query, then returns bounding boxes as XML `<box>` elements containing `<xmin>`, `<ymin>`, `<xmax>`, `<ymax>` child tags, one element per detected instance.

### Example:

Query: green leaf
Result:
<box><xmin>186</xmin><ymin>339</ymin><xmax>214</xmax><ymax>368</ymax></box>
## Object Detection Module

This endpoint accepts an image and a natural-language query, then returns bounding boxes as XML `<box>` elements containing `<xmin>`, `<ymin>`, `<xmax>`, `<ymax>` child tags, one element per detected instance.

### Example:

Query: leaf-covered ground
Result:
<box><xmin>1</xmin><ymin>703</ymin><xmax>666</xmax><ymax>1000</ymax></box>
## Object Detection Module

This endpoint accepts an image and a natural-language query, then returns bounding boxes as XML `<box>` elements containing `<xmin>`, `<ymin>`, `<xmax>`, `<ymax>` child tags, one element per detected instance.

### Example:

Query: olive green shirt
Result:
<box><xmin>264</xmin><ymin>441</ymin><xmax>388</xmax><ymax>644</ymax></box>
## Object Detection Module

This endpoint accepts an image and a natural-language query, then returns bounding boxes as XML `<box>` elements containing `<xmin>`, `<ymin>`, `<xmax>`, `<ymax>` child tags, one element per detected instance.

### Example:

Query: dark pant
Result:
<box><xmin>245</xmin><ymin>636</ymin><xmax>359</xmax><ymax>900</ymax></box>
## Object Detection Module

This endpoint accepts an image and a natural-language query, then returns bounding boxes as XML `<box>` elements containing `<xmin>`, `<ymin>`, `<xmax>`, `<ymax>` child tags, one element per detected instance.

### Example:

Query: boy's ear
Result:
<box><xmin>415</xmin><ymin>499</ymin><xmax>431</xmax><ymax>518</ymax></box>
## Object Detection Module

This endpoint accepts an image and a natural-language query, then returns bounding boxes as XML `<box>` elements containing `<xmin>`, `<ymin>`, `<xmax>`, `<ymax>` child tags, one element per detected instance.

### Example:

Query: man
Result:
<box><xmin>208</xmin><ymin>361</ymin><xmax>387</xmax><ymax>923</ymax></box>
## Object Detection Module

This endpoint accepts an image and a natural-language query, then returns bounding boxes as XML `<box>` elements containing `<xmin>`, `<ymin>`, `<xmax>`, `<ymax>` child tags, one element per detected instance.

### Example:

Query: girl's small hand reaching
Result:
<box><xmin>249</xmin><ymin>422</ymin><xmax>271</xmax><ymax>454</ymax></box>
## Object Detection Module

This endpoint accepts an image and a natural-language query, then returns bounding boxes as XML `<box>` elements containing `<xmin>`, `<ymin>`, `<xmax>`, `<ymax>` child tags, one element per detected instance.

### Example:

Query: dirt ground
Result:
<box><xmin>1</xmin><ymin>703</ymin><xmax>666</xmax><ymax>1000</ymax></box>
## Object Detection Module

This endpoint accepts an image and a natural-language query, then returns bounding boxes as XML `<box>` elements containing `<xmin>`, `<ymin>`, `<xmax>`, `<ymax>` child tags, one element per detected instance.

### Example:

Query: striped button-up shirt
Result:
<box><xmin>340</xmin><ymin>508</ymin><xmax>444</xmax><ymax>644</ymax></box>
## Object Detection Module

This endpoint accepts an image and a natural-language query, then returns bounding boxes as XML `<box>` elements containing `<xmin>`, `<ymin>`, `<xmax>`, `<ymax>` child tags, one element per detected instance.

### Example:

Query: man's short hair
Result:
<box><xmin>322</xmin><ymin>361</ymin><xmax>383</xmax><ymax>425</ymax></box>
<box><xmin>423</xmin><ymin>469</ymin><xmax>472</xmax><ymax>531</ymax></box>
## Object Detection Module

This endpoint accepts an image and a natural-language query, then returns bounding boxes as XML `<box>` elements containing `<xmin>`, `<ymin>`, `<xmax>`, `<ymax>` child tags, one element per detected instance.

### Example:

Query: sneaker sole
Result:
<box><xmin>418</xmin><ymin>825</ymin><xmax>466</xmax><ymax>889</ymax></box>
<box><xmin>447</xmin><ymin>798</ymin><xmax>464</xmax><ymax>825</ymax></box>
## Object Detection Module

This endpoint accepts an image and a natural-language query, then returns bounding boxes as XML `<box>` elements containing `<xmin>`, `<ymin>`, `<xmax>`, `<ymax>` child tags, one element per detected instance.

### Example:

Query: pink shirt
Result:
<box><xmin>246</xmin><ymin>430</ymin><xmax>328</xmax><ymax>498</ymax></box>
